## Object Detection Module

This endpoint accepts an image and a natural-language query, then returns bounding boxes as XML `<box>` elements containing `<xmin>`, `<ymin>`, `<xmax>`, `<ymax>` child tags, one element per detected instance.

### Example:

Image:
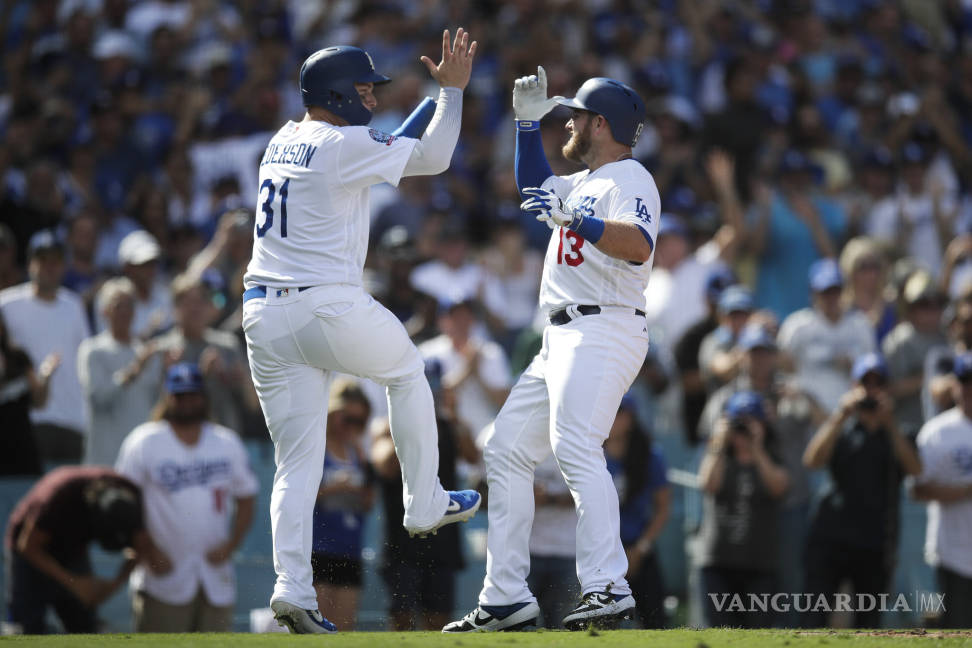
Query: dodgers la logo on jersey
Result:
<box><xmin>634</xmin><ymin>197</ymin><xmax>652</xmax><ymax>225</ymax></box>
<box><xmin>368</xmin><ymin>129</ymin><xmax>397</xmax><ymax>146</ymax></box>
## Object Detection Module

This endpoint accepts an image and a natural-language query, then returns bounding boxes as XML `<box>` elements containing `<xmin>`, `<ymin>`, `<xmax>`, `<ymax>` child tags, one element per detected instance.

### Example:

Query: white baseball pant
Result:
<box><xmin>242</xmin><ymin>284</ymin><xmax>449</xmax><ymax>609</ymax></box>
<box><xmin>479</xmin><ymin>309</ymin><xmax>649</xmax><ymax>605</ymax></box>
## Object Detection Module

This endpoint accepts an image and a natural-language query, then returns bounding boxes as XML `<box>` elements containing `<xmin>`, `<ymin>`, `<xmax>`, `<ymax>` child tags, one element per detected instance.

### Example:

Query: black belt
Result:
<box><xmin>242</xmin><ymin>285</ymin><xmax>313</xmax><ymax>303</ymax></box>
<box><xmin>548</xmin><ymin>305</ymin><xmax>646</xmax><ymax>326</ymax></box>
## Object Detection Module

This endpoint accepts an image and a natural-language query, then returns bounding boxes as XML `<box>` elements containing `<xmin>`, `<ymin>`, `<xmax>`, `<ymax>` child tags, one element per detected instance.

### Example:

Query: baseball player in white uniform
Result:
<box><xmin>445</xmin><ymin>68</ymin><xmax>658</xmax><ymax>632</ymax></box>
<box><xmin>241</xmin><ymin>31</ymin><xmax>480</xmax><ymax>634</ymax></box>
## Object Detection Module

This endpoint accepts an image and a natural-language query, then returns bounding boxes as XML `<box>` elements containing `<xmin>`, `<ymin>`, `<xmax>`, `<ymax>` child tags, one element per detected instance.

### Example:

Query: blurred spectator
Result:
<box><xmin>115</xmin><ymin>363</ymin><xmax>257</xmax><ymax>633</ymax></box>
<box><xmin>418</xmin><ymin>297</ymin><xmax>511</xmax><ymax>439</ymax></box>
<box><xmin>698</xmin><ymin>391</ymin><xmax>789</xmax><ymax>629</ymax></box>
<box><xmin>882</xmin><ymin>272</ymin><xmax>948</xmax><ymax>439</ymax></box>
<box><xmin>370</xmin><ymin>226</ymin><xmax>422</xmax><ymax>324</ymax></box>
<box><xmin>698</xmin><ymin>324</ymin><xmax>821</xmax><ymax>626</ymax></box>
<box><xmin>62</xmin><ymin>212</ymin><xmax>102</xmax><ymax>324</ymax></box>
<box><xmin>866</xmin><ymin>142</ymin><xmax>957</xmax><ymax>278</ymax></box>
<box><xmin>802</xmin><ymin>353</ymin><xmax>921</xmax><ymax>629</ymax></box>
<box><xmin>184</xmin><ymin>209</ymin><xmax>253</xmax><ymax>331</ymax></box>
<box><xmin>480</xmin><ymin>214</ymin><xmax>543</xmax><ymax>354</ymax></box>
<box><xmin>527</xmin><ymin>452</ymin><xmax>578</xmax><ymax>629</ymax></box>
<box><xmin>4</xmin><ymin>466</ymin><xmax>158</xmax><ymax>634</ymax></box>
<box><xmin>839</xmin><ymin>236</ymin><xmax>897</xmax><ymax>345</ymax></box>
<box><xmin>409</xmin><ymin>223</ymin><xmax>482</xmax><ymax>305</ymax></box>
<box><xmin>0</xmin><ymin>310</ymin><xmax>48</xmax><ymax>476</ymax></box>
<box><xmin>673</xmin><ymin>267</ymin><xmax>736</xmax><ymax>444</ymax></box>
<box><xmin>153</xmin><ymin>272</ymin><xmax>258</xmax><ymax>434</ymax></box>
<box><xmin>643</xmin><ymin>215</ymin><xmax>730</xmax><ymax>350</ymax></box>
<box><xmin>778</xmin><ymin>259</ymin><xmax>875</xmax><ymax>413</ymax></box>
<box><xmin>605</xmin><ymin>395</ymin><xmax>670</xmax><ymax>629</ymax></box>
<box><xmin>748</xmin><ymin>150</ymin><xmax>847</xmax><ymax>320</ymax></box>
<box><xmin>0</xmin><ymin>230</ymin><xmax>89</xmax><ymax>463</ymax></box>
<box><xmin>78</xmin><ymin>277</ymin><xmax>163</xmax><ymax>466</ymax></box>
<box><xmin>698</xmin><ymin>285</ymin><xmax>754</xmax><ymax>392</ymax></box>
<box><xmin>913</xmin><ymin>352</ymin><xmax>972</xmax><ymax>629</ymax></box>
<box><xmin>97</xmin><ymin>229</ymin><xmax>172</xmax><ymax>339</ymax></box>
<box><xmin>311</xmin><ymin>380</ymin><xmax>376</xmax><ymax>632</ymax></box>
<box><xmin>924</xmin><ymin>299</ymin><xmax>972</xmax><ymax>419</ymax></box>
<box><xmin>371</xmin><ymin>361</ymin><xmax>478</xmax><ymax>631</ymax></box>
<box><xmin>942</xmin><ymin>235</ymin><xmax>972</xmax><ymax>301</ymax></box>
<box><xmin>841</xmin><ymin>147</ymin><xmax>895</xmax><ymax>238</ymax></box>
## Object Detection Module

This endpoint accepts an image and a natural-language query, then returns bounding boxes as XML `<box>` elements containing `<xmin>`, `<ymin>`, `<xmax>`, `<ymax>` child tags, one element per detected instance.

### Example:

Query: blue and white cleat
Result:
<box><xmin>562</xmin><ymin>590</ymin><xmax>635</xmax><ymax>630</ymax></box>
<box><xmin>442</xmin><ymin>601</ymin><xmax>540</xmax><ymax>632</ymax></box>
<box><xmin>270</xmin><ymin>600</ymin><xmax>338</xmax><ymax>634</ymax></box>
<box><xmin>408</xmin><ymin>489</ymin><xmax>482</xmax><ymax>538</ymax></box>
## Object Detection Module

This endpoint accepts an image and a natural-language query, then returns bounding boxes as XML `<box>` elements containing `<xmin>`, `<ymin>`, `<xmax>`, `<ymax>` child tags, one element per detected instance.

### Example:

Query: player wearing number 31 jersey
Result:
<box><xmin>242</xmin><ymin>31</ymin><xmax>480</xmax><ymax>634</ymax></box>
<box><xmin>445</xmin><ymin>69</ymin><xmax>659</xmax><ymax>633</ymax></box>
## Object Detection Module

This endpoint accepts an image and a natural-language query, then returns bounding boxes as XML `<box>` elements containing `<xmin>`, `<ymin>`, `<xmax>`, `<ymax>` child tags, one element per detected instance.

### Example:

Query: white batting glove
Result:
<box><xmin>521</xmin><ymin>187</ymin><xmax>577</xmax><ymax>229</ymax></box>
<box><xmin>513</xmin><ymin>66</ymin><xmax>563</xmax><ymax>122</ymax></box>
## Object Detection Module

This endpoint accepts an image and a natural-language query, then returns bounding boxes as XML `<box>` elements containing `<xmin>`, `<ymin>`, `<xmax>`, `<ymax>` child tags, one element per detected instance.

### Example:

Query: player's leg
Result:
<box><xmin>296</xmin><ymin>287</ymin><xmax>450</xmax><ymax>530</ymax></box>
<box><xmin>544</xmin><ymin>314</ymin><xmax>648</xmax><ymax>628</ymax></box>
<box><xmin>443</xmin><ymin>359</ymin><xmax>550</xmax><ymax>632</ymax></box>
<box><xmin>242</xmin><ymin>297</ymin><xmax>332</xmax><ymax>618</ymax></box>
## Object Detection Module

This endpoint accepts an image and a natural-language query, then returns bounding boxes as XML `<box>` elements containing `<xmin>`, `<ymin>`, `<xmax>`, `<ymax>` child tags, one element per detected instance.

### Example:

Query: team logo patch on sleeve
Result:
<box><xmin>634</xmin><ymin>197</ymin><xmax>652</xmax><ymax>224</ymax></box>
<box><xmin>368</xmin><ymin>129</ymin><xmax>397</xmax><ymax>145</ymax></box>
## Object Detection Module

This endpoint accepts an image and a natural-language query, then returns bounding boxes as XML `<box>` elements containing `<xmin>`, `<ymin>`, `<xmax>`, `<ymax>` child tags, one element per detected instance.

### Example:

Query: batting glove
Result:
<box><xmin>513</xmin><ymin>66</ymin><xmax>563</xmax><ymax>122</ymax></box>
<box><xmin>521</xmin><ymin>187</ymin><xmax>578</xmax><ymax>229</ymax></box>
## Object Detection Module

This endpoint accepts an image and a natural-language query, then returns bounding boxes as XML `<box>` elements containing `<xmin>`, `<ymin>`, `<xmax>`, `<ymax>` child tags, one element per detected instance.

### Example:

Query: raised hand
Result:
<box><xmin>421</xmin><ymin>27</ymin><xmax>478</xmax><ymax>90</ymax></box>
<box><xmin>513</xmin><ymin>66</ymin><xmax>563</xmax><ymax>121</ymax></box>
<box><xmin>520</xmin><ymin>187</ymin><xmax>575</xmax><ymax>228</ymax></box>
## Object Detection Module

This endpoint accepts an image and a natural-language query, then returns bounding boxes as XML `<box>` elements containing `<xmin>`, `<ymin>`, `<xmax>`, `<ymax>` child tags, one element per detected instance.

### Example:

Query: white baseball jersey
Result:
<box><xmin>244</xmin><ymin>121</ymin><xmax>418</xmax><ymax>289</ymax></box>
<box><xmin>537</xmin><ymin>159</ymin><xmax>660</xmax><ymax>314</ymax></box>
<box><xmin>115</xmin><ymin>421</ymin><xmax>259</xmax><ymax>606</ymax></box>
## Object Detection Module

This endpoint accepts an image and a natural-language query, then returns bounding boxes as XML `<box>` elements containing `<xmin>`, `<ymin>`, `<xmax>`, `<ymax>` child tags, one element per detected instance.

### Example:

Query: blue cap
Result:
<box><xmin>851</xmin><ymin>352</ymin><xmax>889</xmax><ymax>382</ymax></box>
<box><xmin>809</xmin><ymin>258</ymin><xmax>843</xmax><ymax>292</ymax></box>
<box><xmin>724</xmin><ymin>390</ymin><xmax>766</xmax><ymax>422</ymax></box>
<box><xmin>738</xmin><ymin>324</ymin><xmax>777</xmax><ymax>351</ymax></box>
<box><xmin>718</xmin><ymin>285</ymin><xmax>754</xmax><ymax>314</ymax></box>
<box><xmin>27</xmin><ymin>229</ymin><xmax>65</xmax><ymax>258</ymax></box>
<box><xmin>706</xmin><ymin>267</ymin><xmax>736</xmax><ymax>302</ymax></box>
<box><xmin>657</xmin><ymin>214</ymin><xmax>689</xmax><ymax>238</ymax></box>
<box><xmin>165</xmin><ymin>363</ymin><xmax>204</xmax><ymax>394</ymax></box>
<box><xmin>953</xmin><ymin>352</ymin><xmax>972</xmax><ymax>380</ymax></box>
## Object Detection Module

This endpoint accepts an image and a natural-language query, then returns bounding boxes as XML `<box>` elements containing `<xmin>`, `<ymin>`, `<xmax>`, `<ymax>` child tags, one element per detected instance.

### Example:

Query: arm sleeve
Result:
<box><xmin>392</xmin><ymin>97</ymin><xmax>437</xmax><ymax>138</ymax></box>
<box><xmin>610</xmin><ymin>182</ymin><xmax>660</xmax><ymax>250</ymax></box>
<box><xmin>401</xmin><ymin>87</ymin><xmax>464</xmax><ymax>177</ymax></box>
<box><xmin>514</xmin><ymin>124</ymin><xmax>554</xmax><ymax>194</ymax></box>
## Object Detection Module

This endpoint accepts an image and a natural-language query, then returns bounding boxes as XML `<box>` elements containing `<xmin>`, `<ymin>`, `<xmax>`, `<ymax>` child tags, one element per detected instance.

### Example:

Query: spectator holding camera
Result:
<box><xmin>698</xmin><ymin>391</ymin><xmax>789</xmax><ymax>628</ymax></box>
<box><xmin>802</xmin><ymin>353</ymin><xmax>921</xmax><ymax>628</ymax></box>
<box><xmin>912</xmin><ymin>352</ymin><xmax>972</xmax><ymax>628</ymax></box>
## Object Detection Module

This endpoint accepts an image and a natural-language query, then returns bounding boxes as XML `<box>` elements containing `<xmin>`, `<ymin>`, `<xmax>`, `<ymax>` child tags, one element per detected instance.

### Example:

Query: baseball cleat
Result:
<box><xmin>408</xmin><ymin>489</ymin><xmax>481</xmax><ymax>538</ymax></box>
<box><xmin>270</xmin><ymin>600</ymin><xmax>337</xmax><ymax>634</ymax></box>
<box><xmin>562</xmin><ymin>590</ymin><xmax>635</xmax><ymax>630</ymax></box>
<box><xmin>442</xmin><ymin>601</ymin><xmax>540</xmax><ymax>632</ymax></box>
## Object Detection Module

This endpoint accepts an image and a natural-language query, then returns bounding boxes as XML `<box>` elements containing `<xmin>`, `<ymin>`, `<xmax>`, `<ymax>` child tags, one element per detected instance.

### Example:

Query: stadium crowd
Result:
<box><xmin>1</xmin><ymin>0</ymin><xmax>972</xmax><ymax>633</ymax></box>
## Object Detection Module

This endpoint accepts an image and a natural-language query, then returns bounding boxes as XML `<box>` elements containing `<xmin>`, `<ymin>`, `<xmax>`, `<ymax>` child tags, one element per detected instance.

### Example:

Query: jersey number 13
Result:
<box><xmin>557</xmin><ymin>227</ymin><xmax>585</xmax><ymax>266</ymax></box>
<box><xmin>256</xmin><ymin>178</ymin><xmax>290</xmax><ymax>238</ymax></box>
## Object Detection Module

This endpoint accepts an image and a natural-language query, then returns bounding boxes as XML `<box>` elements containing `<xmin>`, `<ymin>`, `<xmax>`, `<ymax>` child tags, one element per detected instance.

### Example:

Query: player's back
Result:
<box><xmin>244</xmin><ymin>119</ymin><xmax>417</xmax><ymax>290</ymax></box>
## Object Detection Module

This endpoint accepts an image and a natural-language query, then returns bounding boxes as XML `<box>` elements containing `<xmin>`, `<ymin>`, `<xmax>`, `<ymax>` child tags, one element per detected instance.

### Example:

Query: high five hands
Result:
<box><xmin>421</xmin><ymin>28</ymin><xmax>478</xmax><ymax>90</ymax></box>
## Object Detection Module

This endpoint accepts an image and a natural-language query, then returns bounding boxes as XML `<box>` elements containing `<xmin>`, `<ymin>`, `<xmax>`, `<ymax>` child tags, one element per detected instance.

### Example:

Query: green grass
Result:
<box><xmin>2</xmin><ymin>629</ymin><xmax>971</xmax><ymax>648</ymax></box>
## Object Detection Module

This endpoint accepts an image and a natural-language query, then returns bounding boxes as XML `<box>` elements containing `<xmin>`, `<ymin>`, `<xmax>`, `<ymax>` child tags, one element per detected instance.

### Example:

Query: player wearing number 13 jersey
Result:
<box><xmin>242</xmin><ymin>33</ymin><xmax>482</xmax><ymax>634</ymax></box>
<box><xmin>446</xmin><ymin>71</ymin><xmax>659</xmax><ymax>633</ymax></box>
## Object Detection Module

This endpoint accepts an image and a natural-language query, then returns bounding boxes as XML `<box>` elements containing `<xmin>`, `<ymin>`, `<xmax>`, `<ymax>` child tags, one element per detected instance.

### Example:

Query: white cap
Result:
<box><xmin>118</xmin><ymin>230</ymin><xmax>161</xmax><ymax>266</ymax></box>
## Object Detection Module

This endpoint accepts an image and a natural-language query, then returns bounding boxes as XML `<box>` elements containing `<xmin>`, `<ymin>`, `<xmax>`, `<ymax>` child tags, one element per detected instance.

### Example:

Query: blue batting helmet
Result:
<box><xmin>556</xmin><ymin>78</ymin><xmax>646</xmax><ymax>148</ymax></box>
<box><xmin>299</xmin><ymin>46</ymin><xmax>390</xmax><ymax>126</ymax></box>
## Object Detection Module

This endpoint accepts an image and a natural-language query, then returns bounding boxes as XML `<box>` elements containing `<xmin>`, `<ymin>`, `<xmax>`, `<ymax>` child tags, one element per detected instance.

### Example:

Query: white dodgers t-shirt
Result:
<box><xmin>116</xmin><ymin>421</ymin><xmax>259</xmax><ymax>606</ymax></box>
<box><xmin>537</xmin><ymin>159</ymin><xmax>661</xmax><ymax>314</ymax></box>
<box><xmin>244</xmin><ymin>121</ymin><xmax>418</xmax><ymax>290</ymax></box>
<box><xmin>915</xmin><ymin>408</ymin><xmax>972</xmax><ymax>578</ymax></box>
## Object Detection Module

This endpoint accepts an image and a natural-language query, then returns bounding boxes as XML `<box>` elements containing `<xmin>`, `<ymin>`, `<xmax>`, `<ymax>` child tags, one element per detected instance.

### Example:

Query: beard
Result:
<box><xmin>166</xmin><ymin>399</ymin><xmax>207</xmax><ymax>424</ymax></box>
<box><xmin>562</xmin><ymin>121</ymin><xmax>592</xmax><ymax>163</ymax></box>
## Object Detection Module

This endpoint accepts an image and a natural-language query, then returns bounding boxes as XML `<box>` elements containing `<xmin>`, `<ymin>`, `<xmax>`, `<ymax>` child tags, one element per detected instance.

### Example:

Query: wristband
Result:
<box><xmin>516</xmin><ymin>119</ymin><xmax>540</xmax><ymax>131</ymax></box>
<box><xmin>571</xmin><ymin>213</ymin><xmax>605</xmax><ymax>243</ymax></box>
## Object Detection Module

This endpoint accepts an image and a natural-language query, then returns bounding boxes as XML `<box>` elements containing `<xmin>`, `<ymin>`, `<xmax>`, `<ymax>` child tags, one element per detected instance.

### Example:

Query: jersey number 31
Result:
<box><xmin>256</xmin><ymin>178</ymin><xmax>289</xmax><ymax>238</ymax></box>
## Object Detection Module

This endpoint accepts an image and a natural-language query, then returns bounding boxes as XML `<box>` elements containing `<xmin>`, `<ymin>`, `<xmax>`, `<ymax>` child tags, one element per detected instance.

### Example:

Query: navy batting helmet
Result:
<box><xmin>556</xmin><ymin>78</ymin><xmax>646</xmax><ymax>148</ymax></box>
<box><xmin>299</xmin><ymin>46</ymin><xmax>390</xmax><ymax>126</ymax></box>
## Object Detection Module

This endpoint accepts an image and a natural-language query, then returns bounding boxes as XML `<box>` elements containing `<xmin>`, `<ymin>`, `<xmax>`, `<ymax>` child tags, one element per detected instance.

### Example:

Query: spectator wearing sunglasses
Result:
<box><xmin>912</xmin><ymin>352</ymin><xmax>972</xmax><ymax>629</ymax></box>
<box><xmin>802</xmin><ymin>353</ymin><xmax>921</xmax><ymax>628</ymax></box>
<box><xmin>310</xmin><ymin>379</ymin><xmax>376</xmax><ymax>631</ymax></box>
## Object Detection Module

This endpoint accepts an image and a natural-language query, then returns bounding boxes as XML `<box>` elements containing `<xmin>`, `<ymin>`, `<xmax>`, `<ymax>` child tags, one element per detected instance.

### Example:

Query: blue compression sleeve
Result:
<box><xmin>515</xmin><ymin>120</ymin><xmax>554</xmax><ymax>194</ymax></box>
<box><xmin>573</xmin><ymin>215</ymin><xmax>605</xmax><ymax>244</ymax></box>
<box><xmin>392</xmin><ymin>97</ymin><xmax>437</xmax><ymax>138</ymax></box>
